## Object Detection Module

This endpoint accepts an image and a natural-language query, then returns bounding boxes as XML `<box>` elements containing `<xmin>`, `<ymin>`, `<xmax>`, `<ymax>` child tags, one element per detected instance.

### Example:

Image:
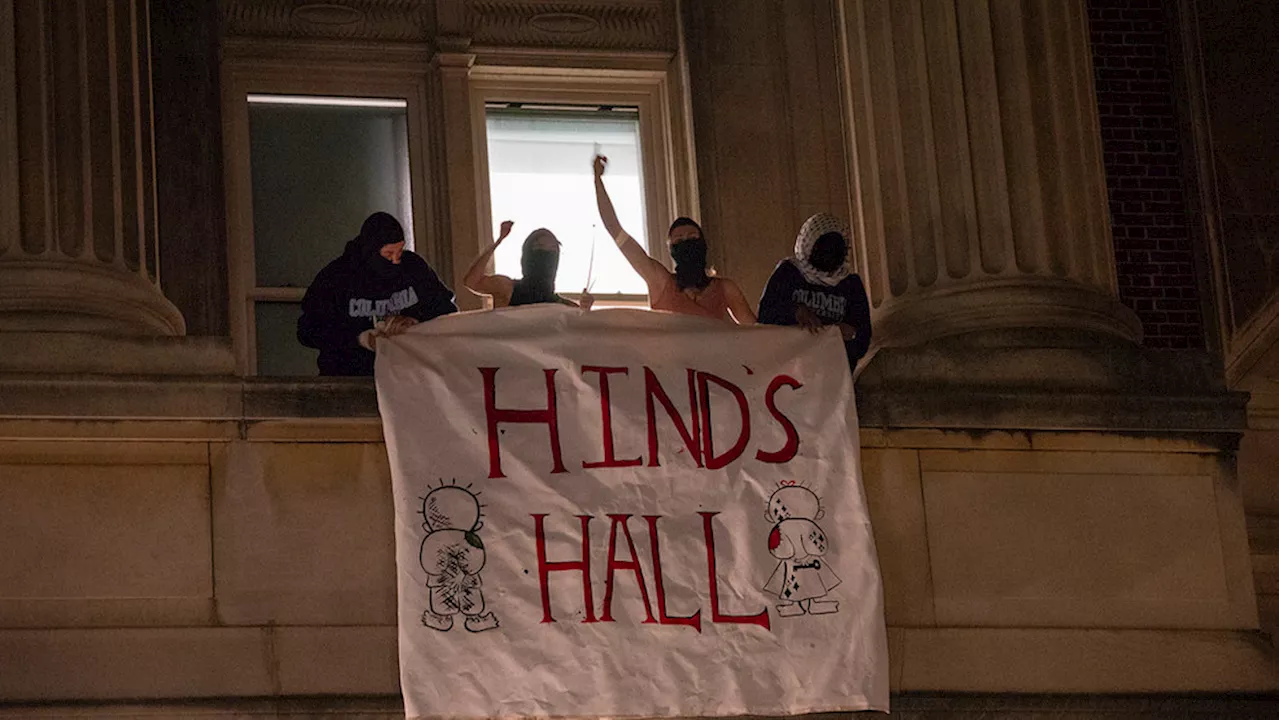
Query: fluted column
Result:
<box><xmin>839</xmin><ymin>0</ymin><xmax>1140</xmax><ymax>348</ymax></box>
<box><xmin>0</xmin><ymin>0</ymin><xmax>184</xmax><ymax>335</ymax></box>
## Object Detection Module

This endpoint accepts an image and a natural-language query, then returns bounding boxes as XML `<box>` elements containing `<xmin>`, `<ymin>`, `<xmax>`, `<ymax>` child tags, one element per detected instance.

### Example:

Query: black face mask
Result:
<box><xmin>671</xmin><ymin>238</ymin><xmax>710</xmax><ymax>290</ymax></box>
<box><xmin>809</xmin><ymin>232</ymin><xmax>847</xmax><ymax>274</ymax></box>
<box><xmin>366</xmin><ymin>252</ymin><xmax>402</xmax><ymax>279</ymax></box>
<box><xmin>521</xmin><ymin>249</ymin><xmax>559</xmax><ymax>290</ymax></box>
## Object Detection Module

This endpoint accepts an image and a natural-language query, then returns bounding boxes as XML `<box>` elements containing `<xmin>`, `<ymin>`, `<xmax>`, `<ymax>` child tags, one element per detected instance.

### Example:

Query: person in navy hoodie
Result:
<box><xmin>758</xmin><ymin>213</ymin><xmax>872</xmax><ymax>367</ymax></box>
<box><xmin>297</xmin><ymin>212</ymin><xmax>457</xmax><ymax>376</ymax></box>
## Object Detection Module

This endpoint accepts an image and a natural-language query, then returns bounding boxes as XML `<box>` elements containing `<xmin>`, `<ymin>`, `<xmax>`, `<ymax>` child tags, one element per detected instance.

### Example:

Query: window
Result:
<box><xmin>485</xmin><ymin>105</ymin><xmax>648</xmax><ymax>297</ymax></box>
<box><xmin>466</xmin><ymin>68</ymin><xmax>695</xmax><ymax>312</ymax></box>
<box><xmin>244</xmin><ymin>94</ymin><xmax>414</xmax><ymax>376</ymax></box>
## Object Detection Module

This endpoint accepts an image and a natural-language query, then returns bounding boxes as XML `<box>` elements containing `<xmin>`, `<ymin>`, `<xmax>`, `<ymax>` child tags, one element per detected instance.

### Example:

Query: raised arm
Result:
<box><xmin>463</xmin><ymin>220</ymin><xmax>516</xmax><ymax>305</ymax></box>
<box><xmin>593</xmin><ymin>155</ymin><xmax>667</xmax><ymax>288</ymax></box>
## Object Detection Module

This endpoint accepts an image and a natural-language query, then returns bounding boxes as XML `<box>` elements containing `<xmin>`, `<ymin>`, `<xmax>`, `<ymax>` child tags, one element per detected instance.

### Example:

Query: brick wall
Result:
<box><xmin>1087</xmin><ymin>0</ymin><xmax>1204</xmax><ymax>349</ymax></box>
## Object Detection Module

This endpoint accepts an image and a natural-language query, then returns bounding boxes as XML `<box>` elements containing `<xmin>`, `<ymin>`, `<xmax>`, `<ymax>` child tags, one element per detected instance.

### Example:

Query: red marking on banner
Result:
<box><xmin>643</xmin><ymin>367</ymin><xmax>703</xmax><ymax>468</ymax></box>
<box><xmin>697</xmin><ymin>372</ymin><xmax>751</xmax><ymax>471</ymax></box>
<box><xmin>700</xmin><ymin>511</ymin><xmax>771</xmax><ymax>630</ymax></box>
<box><xmin>582</xmin><ymin>366</ymin><xmax>643</xmax><ymax>469</ymax></box>
<box><xmin>532</xmin><ymin>514</ymin><xmax>597</xmax><ymax>624</ymax></box>
<box><xmin>644</xmin><ymin>514</ymin><xmax>702</xmax><ymax>633</ymax></box>
<box><xmin>482</xmin><ymin>368</ymin><xmax>566</xmax><ymax>479</ymax></box>
<box><xmin>756</xmin><ymin>374</ymin><xmax>802</xmax><ymax>463</ymax></box>
<box><xmin>601</xmin><ymin>514</ymin><xmax>657</xmax><ymax>624</ymax></box>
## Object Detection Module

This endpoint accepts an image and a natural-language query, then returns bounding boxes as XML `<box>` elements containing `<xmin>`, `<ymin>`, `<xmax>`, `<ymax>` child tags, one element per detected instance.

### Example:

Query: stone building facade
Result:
<box><xmin>0</xmin><ymin>0</ymin><xmax>1275</xmax><ymax>716</ymax></box>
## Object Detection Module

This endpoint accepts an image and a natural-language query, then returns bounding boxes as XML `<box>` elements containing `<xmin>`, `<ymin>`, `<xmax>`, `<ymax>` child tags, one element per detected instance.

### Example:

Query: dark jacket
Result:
<box><xmin>758</xmin><ymin>259</ymin><xmax>872</xmax><ymax>365</ymax></box>
<box><xmin>297</xmin><ymin>240</ymin><xmax>456</xmax><ymax>376</ymax></box>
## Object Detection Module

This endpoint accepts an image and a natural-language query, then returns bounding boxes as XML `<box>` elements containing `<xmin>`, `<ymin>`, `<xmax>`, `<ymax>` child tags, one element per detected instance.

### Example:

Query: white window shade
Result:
<box><xmin>486</xmin><ymin>110</ymin><xmax>648</xmax><ymax>296</ymax></box>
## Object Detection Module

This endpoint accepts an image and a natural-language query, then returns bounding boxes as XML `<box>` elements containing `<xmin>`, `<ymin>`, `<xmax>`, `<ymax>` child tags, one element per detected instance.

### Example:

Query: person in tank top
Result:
<box><xmin>592</xmin><ymin>155</ymin><xmax>754</xmax><ymax>324</ymax></box>
<box><xmin>463</xmin><ymin>221</ymin><xmax>589</xmax><ymax>309</ymax></box>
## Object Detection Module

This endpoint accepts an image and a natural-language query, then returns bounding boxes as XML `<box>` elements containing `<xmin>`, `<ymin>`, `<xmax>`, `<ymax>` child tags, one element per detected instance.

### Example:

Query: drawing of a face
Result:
<box><xmin>766</xmin><ymin>485</ymin><xmax>823</xmax><ymax>524</ymax></box>
<box><xmin>421</xmin><ymin>486</ymin><xmax>482</xmax><ymax>533</ymax></box>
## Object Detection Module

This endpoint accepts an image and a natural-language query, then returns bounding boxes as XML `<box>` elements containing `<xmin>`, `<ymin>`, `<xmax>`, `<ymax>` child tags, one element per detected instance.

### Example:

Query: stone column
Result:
<box><xmin>0</xmin><ymin>0</ymin><xmax>184</xmax><ymax>335</ymax></box>
<box><xmin>839</xmin><ymin>0</ymin><xmax>1140</xmax><ymax>348</ymax></box>
<box><xmin>433</xmin><ymin>46</ymin><xmax>485</xmax><ymax>312</ymax></box>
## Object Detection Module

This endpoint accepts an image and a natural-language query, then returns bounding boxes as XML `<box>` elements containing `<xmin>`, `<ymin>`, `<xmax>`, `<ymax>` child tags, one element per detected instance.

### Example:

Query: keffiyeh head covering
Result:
<box><xmin>792</xmin><ymin>213</ymin><xmax>852</xmax><ymax>286</ymax></box>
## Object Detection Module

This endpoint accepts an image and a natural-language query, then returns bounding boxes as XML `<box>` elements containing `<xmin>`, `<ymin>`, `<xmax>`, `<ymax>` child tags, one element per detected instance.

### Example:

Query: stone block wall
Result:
<box><xmin>0</xmin><ymin>405</ymin><xmax>1272</xmax><ymax>708</ymax></box>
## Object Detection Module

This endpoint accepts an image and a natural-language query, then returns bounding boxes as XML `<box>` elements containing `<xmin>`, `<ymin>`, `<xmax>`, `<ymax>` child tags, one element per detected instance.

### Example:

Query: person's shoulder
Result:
<box><xmin>763</xmin><ymin>259</ymin><xmax>800</xmax><ymax>285</ymax></box>
<box><xmin>771</xmin><ymin>258</ymin><xmax>800</xmax><ymax>275</ymax></box>
<box><xmin>838</xmin><ymin>271</ymin><xmax>866</xmax><ymax>288</ymax></box>
<box><xmin>711</xmin><ymin>275</ymin><xmax>740</xmax><ymax>291</ymax></box>
<box><xmin>400</xmin><ymin>251</ymin><xmax>441</xmax><ymax>277</ymax></box>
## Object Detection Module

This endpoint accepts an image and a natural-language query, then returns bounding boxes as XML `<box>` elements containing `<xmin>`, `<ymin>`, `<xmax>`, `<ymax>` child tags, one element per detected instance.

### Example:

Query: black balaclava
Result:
<box><xmin>518</xmin><ymin>229</ymin><xmax>560</xmax><ymax>302</ymax></box>
<box><xmin>669</xmin><ymin>217</ymin><xmax>710</xmax><ymax>291</ymax></box>
<box><xmin>357</xmin><ymin>212</ymin><xmax>406</xmax><ymax>278</ymax></box>
<box><xmin>809</xmin><ymin>231</ymin><xmax>848</xmax><ymax>274</ymax></box>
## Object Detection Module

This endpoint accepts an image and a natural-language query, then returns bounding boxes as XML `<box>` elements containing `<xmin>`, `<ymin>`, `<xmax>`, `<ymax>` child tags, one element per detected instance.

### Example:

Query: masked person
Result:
<box><xmin>462</xmin><ymin>221</ymin><xmax>588</xmax><ymax>308</ymax></box>
<box><xmin>592</xmin><ymin>155</ymin><xmax>754</xmax><ymax>324</ymax></box>
<box><xmin>758</xmin><ymin>213</ymin><xmax>872</xmax><ymax>367</ymax></box>
<box><xmin>297</xmin><ymin>212</ymin><xmax>457</xmax><ymax>376</ymax></box>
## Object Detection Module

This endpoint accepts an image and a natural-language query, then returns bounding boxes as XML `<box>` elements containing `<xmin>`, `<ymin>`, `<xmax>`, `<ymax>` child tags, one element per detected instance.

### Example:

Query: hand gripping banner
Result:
<box><xmin>376</xmin><ymin>305</ymin><xmax>889</xmax><ymax>718</ymax></box>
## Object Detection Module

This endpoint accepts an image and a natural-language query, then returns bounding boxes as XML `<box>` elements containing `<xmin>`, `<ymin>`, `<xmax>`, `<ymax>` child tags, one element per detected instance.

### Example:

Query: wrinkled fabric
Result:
<box><xmin>377</xmin><ymin>306</ymin><xmax>889</xmax><ymax>718</ymax></box>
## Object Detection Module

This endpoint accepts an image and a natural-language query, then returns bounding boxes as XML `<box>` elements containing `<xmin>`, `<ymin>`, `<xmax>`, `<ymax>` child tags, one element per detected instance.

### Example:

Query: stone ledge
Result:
<box><xmin>0</xmin><ymin>694</ymin><xmax>1276</xmax><ymax>718</ymax></box>
<box><xmin>0</xmin><ymin>332</ymin><xmax>234</xmax><ymax>375</ymax></box>
<box><xmin>857</xmin><ymin>387</ymin><xmax>1248</xmax><ymax>433</ymax></box>
<box><xmin>895</xmin><ymin>627</ymin><xmax>1277</xmax><ymax>694</ymax></box>
<box><xmin>0</xmin><ymin>374</ymin><xmax>1247</xmax><ymax>434</ymax></box>
<box><xmin>0</xmin><ymin>627</ymin><xmax>1272</xmax><ymax>702</ymax></box>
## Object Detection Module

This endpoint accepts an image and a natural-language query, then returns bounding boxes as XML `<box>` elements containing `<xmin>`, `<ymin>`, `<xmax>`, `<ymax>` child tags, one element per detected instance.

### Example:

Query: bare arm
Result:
<box><xmin>593</xmin><ymin>155</ymin><xmax>668</xmax><ymax>289</ymax></box>
<box><xmin>463</xmin><ymin>220</ymin><xmax>516</xmax><ymax>306</ymax></box>
<box><xmin>722</xmin><ymin>279</ymin><xmax>757</xmax><ymax>325</ymax></box>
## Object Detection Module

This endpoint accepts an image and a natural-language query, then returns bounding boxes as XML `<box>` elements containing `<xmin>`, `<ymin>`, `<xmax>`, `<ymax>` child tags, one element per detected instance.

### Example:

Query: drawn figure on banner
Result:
<box><xmin>419</xmin><ymin>482</ymin><xmax>500</xmax><ymax>632</ymax></box>
<box><xmin>763</xmin><ymin>481</ymin><xmax>841</xmax><ymax>617</ymax></box>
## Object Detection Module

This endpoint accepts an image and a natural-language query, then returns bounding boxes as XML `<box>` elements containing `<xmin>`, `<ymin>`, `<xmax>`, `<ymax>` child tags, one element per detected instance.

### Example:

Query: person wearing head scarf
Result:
<box><xmin>758</xmin><ymin>213</ymin><xmax>872</xmax><ymax>366</ymax></box>
<box><xmin>297</xmin><ymin>212</ymin><xmax>457</xmax><ymax>376</ymax></box>
<box><xmin>592</xmin><ymin>155</ymin><xmax>755</xmax><ymax>324</ymax></box>
<box><xmin>462</xmin><ymin>221</ymin><xmax>587</xmax><ymax>308</ymax></box>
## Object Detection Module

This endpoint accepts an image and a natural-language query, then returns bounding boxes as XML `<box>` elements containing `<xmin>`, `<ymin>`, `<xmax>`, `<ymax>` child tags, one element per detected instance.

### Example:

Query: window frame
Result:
<box><xmin>221</xmin><ymin>59</ymin><xmax>437</xmax><ymax>375</ymax></box>
<box><xmin>466</xmin><ymin>67</ymin><xmax>695</xmax><ymax>308</ymax></box>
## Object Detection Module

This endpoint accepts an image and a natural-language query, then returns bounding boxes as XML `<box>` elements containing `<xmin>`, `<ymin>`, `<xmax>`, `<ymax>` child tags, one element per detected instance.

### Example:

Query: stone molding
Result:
<box><xmin>221</xmin><ymin>1</ymin><xmax>435</xmax><ymax>42</ymax></box>
<box><xmin>220</xmin><ymin>0</ymin><xmax>676</xmax><ymax>53</ymax></box>
<box><xmin>870</xmin><ymin>277</ymin><xmax>1145</xmax><ymax>350</ymax></box>
<box><xmin>0</xmin><ymin>374</ymin><xmax>1245</xmax><ymax>433</ymax></box>
<box><xmin>469</xmin><ymin>1</ymin><xmax>673</xmax><ymax>52</ymax></box>
<box><xmin>0</xmin><ymin>261</ymin><xmax>185</xmax><ymax>336</ymax></box>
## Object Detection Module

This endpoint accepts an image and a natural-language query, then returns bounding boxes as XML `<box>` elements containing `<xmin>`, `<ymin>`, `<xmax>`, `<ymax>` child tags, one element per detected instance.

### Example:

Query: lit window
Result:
<box><xmin>485</xmin><ymin>106</ymin><xmax>648</xmax><ymax>296</ymax></box>
<box><xmin>246</xmin><ymin>94</ymin><xmax>413</xmax><ymax>375</ymax></box>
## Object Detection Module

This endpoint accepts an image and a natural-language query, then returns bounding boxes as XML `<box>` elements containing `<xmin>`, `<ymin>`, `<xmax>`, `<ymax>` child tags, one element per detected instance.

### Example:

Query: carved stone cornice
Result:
<box><xmin>220</xmin><ymin>0</ymin><xmax>676</xmax><ymax>54</ymax></box>
<box><xmin>467</xmin><ymin>1</ymin><xmax>674</xmax><ymax>52</ymax></box>
<box><xmin>221</xmin><ymin>1</ymin><xmax>435</xmax><ymax>42</ymax></box>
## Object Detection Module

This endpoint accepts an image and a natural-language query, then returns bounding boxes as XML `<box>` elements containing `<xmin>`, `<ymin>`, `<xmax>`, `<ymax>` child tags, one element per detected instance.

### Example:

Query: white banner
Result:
<box><xmin>377</xmin><ymin>305</ymin><xmax>888</xmax><ymax>719</ymax></box>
